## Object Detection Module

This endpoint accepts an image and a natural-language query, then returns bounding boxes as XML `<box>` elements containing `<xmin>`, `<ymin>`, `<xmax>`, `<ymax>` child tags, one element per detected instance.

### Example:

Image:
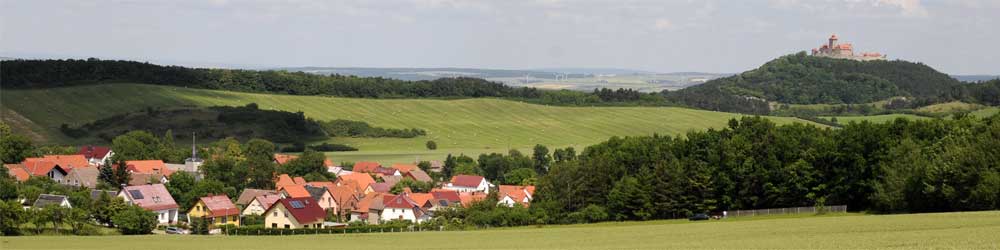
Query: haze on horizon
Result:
<box><xmin>1</xmin><ymin>0</ymin><xmax>998</xmax><ymax>74</ymax></box>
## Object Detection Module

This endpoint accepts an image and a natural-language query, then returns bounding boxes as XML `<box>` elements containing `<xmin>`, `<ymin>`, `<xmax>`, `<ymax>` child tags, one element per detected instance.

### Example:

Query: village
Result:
<box><xmin>5</xmin><ymin>145</ymin><xmax>535</xmax><ymax>234</ymax></box>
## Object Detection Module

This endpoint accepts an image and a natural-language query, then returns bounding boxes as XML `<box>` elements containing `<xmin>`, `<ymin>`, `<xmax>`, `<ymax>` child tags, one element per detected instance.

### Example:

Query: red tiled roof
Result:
<box><xmin>236</xmin><ymin>189</ymin><xmax>279</xmax><ymax>206</ymax></box>
<box><xmin>78</xmin><ymin>145</ymin><xmax>111</xmax><ymax>160</ymax></box>
<box><xmin>330</xmin><ymin>185</ymin><xmax>359</xmax><ymax>210</ymax></box>
<box><xmin>280</xmin><ymin>185</ymin><xmax>312</xmax><ymax>199</ymax></box>
<box><xmin>20</xmin><ymin>160</ymin><xmax>67</xmax><ymax>177</ymax></box>
<box><xmin>390</xmin><ymin>163</ymin><xmax>418</xmax><ymax>173</ymax></box>
<box><xmin>293</xmin><ymin>177</ymin><xmax>307</xmax><ymax>184</ymax></box>
<box><xmin>275</xmin><ymin>174</ymin><xmax>307</xmax><ymax>189</ymax></box>
<box><xmin>353</xmin><ymin>193</ymin><xmax>382</xmax><ymax>213</ymax></box>
<box><xmin>121</xmin><ymin>184</ymin><xmax>178</xmax><ymax>211</ymax></box>
<box><xmin>274</xmin><ymin>154</ymin><xmax>298</xmax><ymax>165</ymax></box>
<box><xmin>352</xmin><ymin>162</ymin><xmax>382</xmax><ymax>173</ymax></box>
<box><xmin>338</xmin><ymin>173</ymin><xmax>375</xmax><ymax>192</ymax></box>
<box><xmin>384</xmin><ymin>194</ymin><xmax>421</xmax><ymax>209</ymax></box>
<box><xmin>126</xmin><ymin>160</ymin><xmax>172</xmax><ymax>176</ymax></box>
<box><xmin>35</xmin><ymin>155</ymin><xmax>90</xmax><ymax>170</ymax></box>
<box><xmin>409</xmin><ymin>193</ymin><xmax>434</xmax><ymax>207</ymax></box>
<box><xmin>198</xmin><ymin>195</ymin><xmax>239</xmax><ymax>217</ymax></box>
<box><xmin>266</xmin><ymin>197</ymin><xmax>325</xmax><ymax>224</ymax></box>
<box><xmin>450</xmin><ymin>175</ymin><xmax>485</xmax><ymax>187</ymax></box>
<box><xmin>368</xmin><ymin>183</ymin><xmax>391</xmax><ymax>193</ymax></box>
<box><xmin>5</xmin><ymin>164</ymin><xmax>30</xmax><ymax>182</ymax></box>
<box><xmin>405</xmin><ymin>169</ymin><xmax>433</xmax><ymax>182</ymax></box>
<box><xmin>431</xmin><ymin>189</ymin><xmax>462</xmax><ymax>203</ymax></box>
<box><xmin>458</xmin><ymin>192</ymin><xmax>487</xmax><ymax>207</ymax></box>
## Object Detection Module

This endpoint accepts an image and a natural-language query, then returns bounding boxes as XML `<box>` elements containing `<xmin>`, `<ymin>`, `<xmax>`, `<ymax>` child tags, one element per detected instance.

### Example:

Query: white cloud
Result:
<box><xmin>873</xmin><ymin>0</ymin><xmax>928</xmax><ymax>17</ymax></box>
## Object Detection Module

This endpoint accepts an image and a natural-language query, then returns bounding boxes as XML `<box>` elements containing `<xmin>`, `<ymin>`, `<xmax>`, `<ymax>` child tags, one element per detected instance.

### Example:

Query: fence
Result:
<box><xmin>727</xmin><ymin>205</ymin><xmax>847</xmax><ymax>217</ymax></box>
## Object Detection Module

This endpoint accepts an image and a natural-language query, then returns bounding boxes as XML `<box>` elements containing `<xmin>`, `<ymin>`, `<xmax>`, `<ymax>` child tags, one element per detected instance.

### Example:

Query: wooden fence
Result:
<box><xmin>727</xmin><ymin>205</ymin><xmax>847</xmax><ymax>217</ymax></box>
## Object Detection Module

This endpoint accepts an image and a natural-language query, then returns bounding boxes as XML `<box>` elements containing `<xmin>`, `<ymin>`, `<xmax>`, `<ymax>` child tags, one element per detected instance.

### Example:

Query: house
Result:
<box><xmin>458</xmin><ymin>192</ymin><xmax>488</xmax><ymax>207</ymax></box>
<box><xmin>426</xmin><ymin>160</ymin><xmax>444</xmax><ymax>173</ymax></box>
<box><xmin>350</xmin><ymin>193</ymin><xmax>384</xmax><ymax>224</ymax></box>
<box><xmin>329</xmin><ymin>185</ymin><xmax>361</xmax><ymax>220</ymax></box>
<box><xmin>242</xmin><ymin>194</ymin><xmax>281</xmax><ymax>216</ymax></box>
<box><xmin>444</xmin><ymin>175</ymin><xmax>492</xmax><ymax>194</ymax></box>
<box><xmin>188</xmin><ymin>195</ymin><xmax>240</xmax><ymax>227</ymax></box>
<box><xmin>366</xmin><ymin>183</ymin><xmax>392</xmax><ymax>194</ymax></box>
<box><xmin>29</xmin><ymin>155</ymin><xmax>91</xmax><ymax>171</ymax></box>
<box><xmin>64</xmin><ymin>167</ymin><xmax>99</xmax><ymax>188</ymax></box>
<box><xmin>404</xmin><ymin>169</ymin><xmax>433</xmax><ymax>183</ymax></box>
<box><xmin>352</xmin><ymin>161</ymin><xmax>382</xmax><ymax>173</ymax></box>
<box><xmin>125</xmin><ymin>160</ymin><xmax>172</xmax><ymax>177</ymax></box>
<box><xmin>78</xmin><ymin>145</ymin><xmax>113</xmax><ymax>166</ymax></box>
<box><xmin>278</xmin><ymin>184</ymin><xmax>312</xmax><ymax>199</ymax></box>
<box><xmin>327</xmin><ymin>166</ymin><xmax>352</xmax><ymax>176</ymax></box>
<box><xmin>381</xmin><ymin>175</ymin><xmax>403</xmax><ymax>188</ymax></box>
<box><xmin>128</xmin><ymin>173</ymin><xmax>168</xmax><ymax>186</ymax></box>
<box><xmin>275</xmin><ymin>174</ymin><xmax>307</xmax><ymax>189</ymax></box>
<box><xmin>236</xmin><ymin>189</ymin><xmax>278</xmax><ymax>208</ymax></box>
<box><xmin>5</xmin><ymin>164</ymin><xmax>30</xmax><ymax>182</ymax></box>
<box><xmin>337</xmin><ymin>173</ymin><xmax>376</xmax><ymax>193</ymax></box>
<box><xmin>498</xmin><ymin>185</ymin><xmax>535</xmax><ymax>207</ymax></box>
<box><xmin>33</xmin><ymin>194</ymin><xmax>72</xmax><ymax>208</ymax></box>
<box><xmin>380</xmin><ymin>194</ymin><xmax>430</xmax><ymax>223</ymax></box>
<box><xmin>20</xmin><ymin>160</ymin><xmax>69</xmax><ymax>183</ymax></box>
<box><xmin>118</xmin><ymin>184</ymin><xmax>179</xmax><ymax>224</ymax></box>
<box><xmin>264</xmin><ymin>197</ymin><xmax>326</xmax><ymax>229</ymax></box>
<box><xmin>373</xmin><ymin>167</ymin><xmax>400</xmax><ymax>177</ymax></box>
<box><xmin>304</xmin><ymin>185</ymin><xmax>337</xmax><ymax>212</ymax></box>
<box><xmin>391</xmin><ymin>163</ymin><xmax>419</xmax><ymax>173</ymax></box>
<box><xmin>90</xmin><ymin>190</ymin><xmax>117</xmax><ymax>201</ymax></box>
<box><xmin>431</xmin><ymin>189</ymin><xmax>462</xmax><ymax>205</ymax></box>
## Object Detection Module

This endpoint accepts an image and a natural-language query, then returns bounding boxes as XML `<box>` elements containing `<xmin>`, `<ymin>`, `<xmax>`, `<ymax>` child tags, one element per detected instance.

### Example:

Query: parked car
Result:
<box><xmin>689</xmin><ymin>213</ymin><xmax>710</xmax><ymax>221</ymax></box>
<box><xmin>165</xmin><ymin>227</ymin><xmax>187</xmax><ymax>234</ymax></box>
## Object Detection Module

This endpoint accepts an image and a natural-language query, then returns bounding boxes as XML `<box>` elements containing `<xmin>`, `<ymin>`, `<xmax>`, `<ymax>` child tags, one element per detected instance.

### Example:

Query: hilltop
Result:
<box><xmin>665</xmin><ymin>52</ymin><xmax>970</xmax><ymax>113</ymax></box>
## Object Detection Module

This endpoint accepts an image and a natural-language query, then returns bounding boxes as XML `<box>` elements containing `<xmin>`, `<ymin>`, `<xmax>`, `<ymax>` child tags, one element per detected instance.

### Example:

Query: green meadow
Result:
<box><xmin>4</xmin><ymin>211</ymin><xmax>1000</xmax><ymax>250</ymax></box>
<box><xmin>2</xmin><ymin>83</ymin><xmax>814</xmax><ymax>164</ymax></box>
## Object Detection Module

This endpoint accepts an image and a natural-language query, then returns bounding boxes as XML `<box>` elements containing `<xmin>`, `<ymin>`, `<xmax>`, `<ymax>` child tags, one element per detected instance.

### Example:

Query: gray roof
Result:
<box><xmin>33</xmin><ymin>194</ymin><xmax>69</xmax><ymax>208</ymax></box>
<box><xmin>305</xmin><ymin>185</ymin><xmax>328</xmax><ymax>201</ymax></box>
<box><xmin>407</xmin><ymin>169</ymin><xmax>434</xmax><ymax>182</ymax></box>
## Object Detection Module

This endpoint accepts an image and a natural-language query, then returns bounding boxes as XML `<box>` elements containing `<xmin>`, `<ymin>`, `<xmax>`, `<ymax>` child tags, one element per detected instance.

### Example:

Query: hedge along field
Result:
<box><xmin>4</xmin><ymin>211</ymin><xmax>1000</xmax><ymax>250</ymax></box>
<box><xmin>1</xmin><ymin>83</ymin><xmax>816</xmax><ymax>163</ymax></box>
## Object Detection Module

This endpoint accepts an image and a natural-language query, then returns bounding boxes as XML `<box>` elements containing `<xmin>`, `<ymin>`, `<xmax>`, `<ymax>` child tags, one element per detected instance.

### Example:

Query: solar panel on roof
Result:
<box><xmin>289</xmin><ymin>200</ymin><xmax>305</xmax><ymax>209</ymax></box>
<box><xmin>438</xmin><ymin>200</ymin><xmax>448</xmax><ymax>206</ymax></box>
<box><xmin>129</xmin><ymin>190</ymin><xmax>144</xmax><ymax>199</ymax></box>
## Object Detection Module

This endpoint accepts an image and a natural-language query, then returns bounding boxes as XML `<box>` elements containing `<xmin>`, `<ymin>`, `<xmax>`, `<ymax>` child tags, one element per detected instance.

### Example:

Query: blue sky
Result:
<box><xmin>2</xmin><ymin>0</ymin><xmax>997</xmax><ymax>74</ymax></box>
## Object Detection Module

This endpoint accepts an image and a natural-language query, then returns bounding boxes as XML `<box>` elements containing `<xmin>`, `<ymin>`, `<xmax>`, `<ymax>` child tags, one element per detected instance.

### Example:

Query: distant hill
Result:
<box><xmin>667</xmin><ymin>52</ymin><xmax>966</xmax><ymax>113</ymax></box>
<box><xmin>952</xmin><ymin>75</ymin><xmax>1000</xmax><ymax>82</ymax></box>
<box><xmin>280</xmin><ymin>67</ymin><xmax>561</xmax><ymax>81</ymax></box>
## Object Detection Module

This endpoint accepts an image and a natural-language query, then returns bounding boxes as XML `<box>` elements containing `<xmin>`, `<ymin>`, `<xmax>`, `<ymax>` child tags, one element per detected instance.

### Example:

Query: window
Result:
<box><xmin>304</xmin><ymin>224</ymin><xmax>309</xmax><ymax>228</ymax></box>
<box><xmin>284</xmin><ymin>224</ymin><xmax>290</xmax><ymax>229</ymax></box>
<box><xmin>271</xmin><ymin>223</ymin><xmax>277</xmax><ymax>228</ymax></box>
<box><xmin>221</xmin><ymin>216</ymin><xmax>227</xmax><ymax>223</ymax></box>
<box><xmin>273</xmin><ymin>211</ymin><xmax>278</xmax><ymax>217</ymax></box>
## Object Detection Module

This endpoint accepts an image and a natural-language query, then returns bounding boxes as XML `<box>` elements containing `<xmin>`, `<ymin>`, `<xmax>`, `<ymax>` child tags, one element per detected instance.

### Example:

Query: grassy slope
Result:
<box><xmin>822</xmin><ymin>114</ymin><xmax>933</xmax><ymax>125</ymax></box>
<box><xmin>1</xmin><ymin>83</ymin><xmax>815</xmax><ymax>164</ymax></box>
<box><xmin>5</xmin><ymin>211</ymin><xmax>1000</xmax><ymax>249</ymax></box>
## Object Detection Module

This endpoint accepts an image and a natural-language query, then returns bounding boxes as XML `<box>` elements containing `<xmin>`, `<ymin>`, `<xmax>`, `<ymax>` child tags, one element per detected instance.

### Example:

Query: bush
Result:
<box><xmin>567</xmin><ymin>204</ymin><xmax>609</xmax><ymax>223</ymax></box>
<box><xmin>308</xmin><ymin>143</ymin><xmax>358</xmax><ymax>152</ymax></box>
<box><xmin>112</xmin><ymin>205</ymin><xmax>158</xmax><ymax>235</ymax></box>
<box><xmin>426</xmin><ymin>140</ymin><xmax>437</xmax><ymax>150</ymax></box>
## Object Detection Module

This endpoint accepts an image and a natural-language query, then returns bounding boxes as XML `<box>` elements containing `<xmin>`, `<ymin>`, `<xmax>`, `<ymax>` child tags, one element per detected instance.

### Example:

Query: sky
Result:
<box><xmin>1</xmin><ymin>0</ymin><xmax>998</xmax><ymax>74</ymax></box>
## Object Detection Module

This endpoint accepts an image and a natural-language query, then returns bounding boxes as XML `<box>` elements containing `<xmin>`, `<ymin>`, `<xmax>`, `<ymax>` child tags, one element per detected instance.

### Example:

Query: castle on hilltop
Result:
<box><xmin>811</xmin><ymin>34</ymin><xmax>886</xmax><ymax>61</ymax></box>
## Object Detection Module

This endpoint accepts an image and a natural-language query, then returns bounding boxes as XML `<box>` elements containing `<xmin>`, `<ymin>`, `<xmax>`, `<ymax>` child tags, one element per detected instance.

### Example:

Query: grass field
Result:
<box><xmin>4</xmin><ymin>211</ymin><xmax>1000</xmax><ymax>249</ymax></box>
<box><xmin>0</xmin><ymin>83</ymin><xmax>815</xmax><ymax>164</ymax></box>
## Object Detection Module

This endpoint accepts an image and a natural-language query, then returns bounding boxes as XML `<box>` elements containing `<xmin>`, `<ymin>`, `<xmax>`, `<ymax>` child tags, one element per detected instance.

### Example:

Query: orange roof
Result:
<box><xmin>499</xmin><ymin>185</ymin><xmax>534</xmax><ymax>207</ymax></box>
<box><xmin>458</xmin><ymin>192</ymin><xmax>487</xmax><ymax>207</ymax></box>
<box><xmin>409</xmin><ymin>193</ymin><xmax>434</xmax><ymax>207</ymax></box>
<box><xmin>20</xmin><ymin>160</ymin><xmax>67</xmax><ymax>177</ymax></box>
<box><xmin>5</xmin><ymin>164</ymin><xmax>30</xmax><ymax>182</ymax></box>
<box><xmin>337</xmin><ymin>173</ymin><xmax>375</xmax><ymax>192</ymax></box>
<box><xmin>353</xmin><ymin>162</ymin><xmax>382</xmax><ymax>173</ymax></box>
<box><xmin>330</xmin><ymin>185</ymin><xmax>360</xmax><ymax>209</ymax></box>
<box><xmin>31</xmin><ymin>155</ymin><xmax>90</xmax><ymax>170</ymax></box>
<box><xmin>280</xmin><ymin>184</ymin><xmax>312</xmax><ymax>199</ymax></box>
<box><xmin>390</xmin><ymin>163</ymin><xmax>418</xmax><ymax>173</ymax></box>
<box><xmin>274</xmin><ymin>154</ymin><xmax>298</xmax><ymax>165</ymax></box>
<box><xmin>126</xmin><ymin>160</ymin><xmax>172</xmax><ymax>176</ymax></box>
<box><xmin>353</xmin><ymin>193</ymin><xmax>381</xmax><ymax>213</ymax></box>
<box><xmin>275</xmin><ymin>174</ymin><xmax>307</xmax><ymax>189</ymax></box>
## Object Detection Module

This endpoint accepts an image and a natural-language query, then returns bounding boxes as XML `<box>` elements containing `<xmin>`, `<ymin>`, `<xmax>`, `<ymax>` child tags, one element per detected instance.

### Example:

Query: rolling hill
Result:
<box><xmin>1</xmin><ymin>83</ymin><xmax>817</xmax><ymax>163</ymax></box>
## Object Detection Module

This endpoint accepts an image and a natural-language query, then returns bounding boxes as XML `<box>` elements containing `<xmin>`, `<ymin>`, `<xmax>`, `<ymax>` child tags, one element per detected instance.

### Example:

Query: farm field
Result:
<box><xmin>1</xmin><ymin>83</ymin><xmax>815</xmax><ymax>164</ymax></box>
<box><xmin>4</xmin><ymin>211</ymin><xmax>1000</xmax><ymax>250</ymax></box>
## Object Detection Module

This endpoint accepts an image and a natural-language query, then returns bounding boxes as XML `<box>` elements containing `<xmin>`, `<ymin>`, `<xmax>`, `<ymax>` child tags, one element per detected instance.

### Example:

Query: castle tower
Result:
<box><xmin>829</xmin><ymin>34</ymin><xmax>838</xmax><ymax>49</ymax></box>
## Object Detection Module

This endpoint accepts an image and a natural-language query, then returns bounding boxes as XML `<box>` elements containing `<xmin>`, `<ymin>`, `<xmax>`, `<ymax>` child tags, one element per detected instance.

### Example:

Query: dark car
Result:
<box><xmin>689</xmin><ymin>213</ymin><xmax>710</xmax><ymax>221</ymax></box>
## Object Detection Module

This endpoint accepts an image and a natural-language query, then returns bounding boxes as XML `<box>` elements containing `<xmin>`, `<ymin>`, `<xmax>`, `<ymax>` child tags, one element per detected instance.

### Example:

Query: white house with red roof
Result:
<box><xmin>444</xmin><ymin>175</ymin><xmax>493</xmax><ymax>194</ymax></box>
<box><xmin>118</xmin><ymin>184</ymin><xmax>179</xmax><ymax>224</ymax></box>
<box><xmin>498</xmin><ymin>185</ymin><xmax>535</xmax><ymax>207</ymax></box>
<box><xmin>78</xmin><ymin>145</ymin><xmax>113</xmax><ymax>166</ymax></box>
<box><xmin>19</xmin><ymin>159</ymin><xmax>69</xmax><ymax>183</ymax></box>
<box><xmin>264</xmin><ymin>197</ymin><xmax>326</xmax><ymax>229</ymax></box>
<box><xmin>380</xmin><ymin>194</ymin><xmax>431</xmax><ymax>223</ymax></box>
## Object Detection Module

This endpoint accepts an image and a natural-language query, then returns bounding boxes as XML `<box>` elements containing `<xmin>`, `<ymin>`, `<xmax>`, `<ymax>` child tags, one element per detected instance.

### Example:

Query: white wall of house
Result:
<box><xmin>47</xmin><ymin>169</ymin><xmax>66</xmax><ymax>183</ymax></box>
<box><xmin>381</xmin><ymin>207</ymin><xmax>420</xmax><ymax>223</ymax></box>
<box><xmin>444</xmin><ymin>179</ymin><xmax>492</xmax><ymax>194</ymax></box>
<box><xmin>242</xmin><ymin>199</ymin><xmax>267</xmax><ymax>216</ymax></box>
<box><xmin>154</xmin><ymin>209</ymin><xmax>178</xmax><ymax>224</ymax></box>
